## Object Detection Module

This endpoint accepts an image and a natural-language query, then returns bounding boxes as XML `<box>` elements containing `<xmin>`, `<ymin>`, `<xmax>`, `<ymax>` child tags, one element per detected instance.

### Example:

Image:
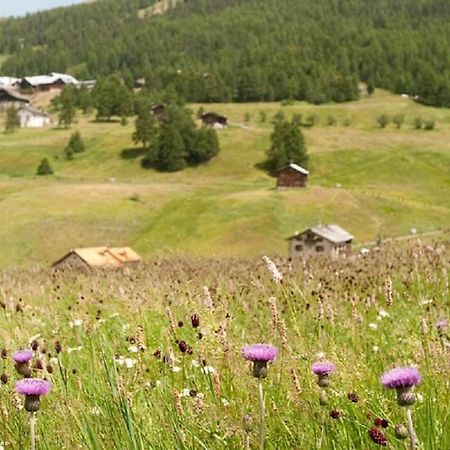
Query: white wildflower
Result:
<box><xmin>373</xmin><ymin>346</ymin><xmax>379</xmax><ymax>352</ymax></box>
<box><xmin>368</xmin><ymin>323</ymin><xmax>378</xmax><ymax>330</ymax></box>
<box><xmin>128</xmin><ymin>345</ymin><xmax>139</xmax><ymax>353</ymax></box>
<box><xmin>262</xmin><ymin>255</ymin><xmax>283</xmax><ymax>284</ymax></box>
<box><xmin>124</xmin><ymin>358</ymin><xmax>136</xmax><ymax>369</ymax></box>
<box><xmin>202</xmin><ymin>366</ymin><xmax>216</xmax><ymax>375</ymax></box>
<box><xmin>172</xmin><ymin>366</ymin><xmax>182</xmax><ymax>373</ymax></box>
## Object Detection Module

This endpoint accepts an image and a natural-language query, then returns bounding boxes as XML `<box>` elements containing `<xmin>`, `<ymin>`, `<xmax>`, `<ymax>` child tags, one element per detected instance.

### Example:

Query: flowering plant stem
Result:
<box><xmin>30</xmin><ymin>412</ymin><xmax>36</xmax><ymax>450</ymax></box>
<box><xmin>406</xmin><ymin>407</ymin><xmax>417</xmax><ymax>450</ymax></box>
<box><xmin>258</xmin><ymin>378</ymin><xmax>265</xmax><ymax>450</ymax></box>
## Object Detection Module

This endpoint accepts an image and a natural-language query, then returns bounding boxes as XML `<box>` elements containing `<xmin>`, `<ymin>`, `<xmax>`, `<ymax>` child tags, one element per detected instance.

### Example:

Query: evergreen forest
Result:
<box><xmin>0</xmin><ymin>0</ymin><xmax>449</xmax><ymax>106</ymax></box>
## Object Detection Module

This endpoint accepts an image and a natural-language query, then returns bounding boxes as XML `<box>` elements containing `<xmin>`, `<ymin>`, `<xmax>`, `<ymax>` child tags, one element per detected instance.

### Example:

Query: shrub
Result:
<box><xmin>424</xmin><ymin>119</ymin><xmax>435</xmax><ymax>130</ymax></box>
<box><xmin>413</xmin><ymin>117</ymin><xmax>423</xmax><ymax>129</ymax></box>
<box><xmin>393</xmin><ymin>114</ymin><xmax>405</xmax><ymax>129</ymax></box>
<box><xmin>377</xmin><ymin>114</ymin><xmax>390</xmax><ymax>128</ymax></box>
<box><xmin>327</xmin><ymin>115</ymin><xmax>337</xmax><ymax>126</ymax></box>
<box><xmin>36</xmin><ymin>158</ymin><xmax>54</xmax><ymax>176</ymax></box>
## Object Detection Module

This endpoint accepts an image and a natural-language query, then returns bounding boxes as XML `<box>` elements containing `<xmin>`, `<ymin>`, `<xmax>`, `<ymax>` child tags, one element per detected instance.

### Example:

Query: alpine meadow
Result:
<box><xmin>0</xmin><ymin>1</ymin><xmax>449</xmax><ymax>450</ymax></box>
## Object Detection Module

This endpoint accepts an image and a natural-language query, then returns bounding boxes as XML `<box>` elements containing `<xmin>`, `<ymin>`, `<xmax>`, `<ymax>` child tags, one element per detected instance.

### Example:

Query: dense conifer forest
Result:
<box><xmin>0</xmin><ymin>0</ymin><xmax>449</xmax><ymax>106</ymax></box>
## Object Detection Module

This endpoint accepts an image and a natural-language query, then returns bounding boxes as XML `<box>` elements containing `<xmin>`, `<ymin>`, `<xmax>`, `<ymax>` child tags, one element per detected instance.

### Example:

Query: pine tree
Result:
<box><xmin>132</xmin><ymin>107</ymin><xmax>157</xmax><ymax>149</ymax></box>
<box><xmin>188</xmin><ymin>127</ymin><xmax>220</xmax><ymax>165</ymax></box>
<box><xmin>64</xmin><ymin>131</ymin><xmax>85</xmax><ymax>160</ymax></box>
<box><xmin>4</xmin><ymin>106</ymin><xmax>20</xmax><ymax>133</ymax></box>
<box><xmin>265</xmin><ymin>119</ymin><xmax>308</xmax><ymax>173</ymax></box>
<box><xmin>58</xmin><ymin>85</ymin><xmax>77</xmax><ymax>128</ymax></box>
<box><xmin>36</xmin><ymin>158</ymin><xmax>54</xmax><ymax>175</ymax></box>
<box><xmin>154</xmin><ymin>123</ymin><xmax>187</xmax><ymax>172</ymax></box>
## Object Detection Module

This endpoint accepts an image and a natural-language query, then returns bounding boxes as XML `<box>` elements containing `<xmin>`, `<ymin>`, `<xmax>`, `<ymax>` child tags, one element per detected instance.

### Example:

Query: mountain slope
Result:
<box><xmin>0</xmin><ymin>0</ymin><xmax>449</xmax><ymax>105</ymax></box>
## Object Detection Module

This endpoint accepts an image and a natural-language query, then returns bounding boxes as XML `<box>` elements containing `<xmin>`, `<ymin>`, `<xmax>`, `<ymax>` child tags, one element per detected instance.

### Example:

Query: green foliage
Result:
<box><xmin>424</xmin><ymin>119</ymin><xmax>435</xmax><ymax>130</ymax></box>
<box><xmin>142</xmin><ymin>104</ymin><xmax>220</xmax><ymax>172</ymax></box>
<box><xmin>258</xmin><ymin>110</ymin><xmax>267</xmax><ymax>123</ymax></box>
<box><xmin>305</xmin><ymin>114</ymin><xmax>319</xmax><ymax>127</ymax></box>
<box><xmin>64</xmin><ymin>131</ymin><xmax>85</xmax><ymax>160</ymax></box>
<box><xmin>189</xmin><ymin>127</ymin><xmax>220</xmax><ymax>165</ymax></box>
<box><xmin>12</xmin><ymin>0</ymin><xmax>450</xmax><ymax>103</ymax></box>
<box><xmin>133</xmin><ymin>106</ymin><xmax>157</xmax><ymax>149</ymax></box>
<box><xmin>326</xmin><ymin>115</ymin><xmax>337</xmax><ymax>126</ymax></box>
<box><xmin>153</xmin><ymin>123</ymin><xmax>187</xmax><ymax>172</ymax></box>
<box><xmin>272</xmin><ymin>111</ymin><xmax>285</xmax><ymax>124</ymax></box>
<box><xmin>4</xmin><ymin>106</ymin><xmax>20</xmax><ymax>133</ymax></box>
<box><xmin>36</xmin><ymin>157</ymin><xmax>53</xmax><ymax>175</ymax></box>
<box><xmin>413</xmin><ymin>117</ymin><xmax>423</xmax><ymax>130</ymax></box>
<box><xmin>93</xmin><ymin>75</ymin><xmax>134</xmax><ymax>121</ymax></box>
<box><xmin>244</xmin><ymin>112</ymin><xmax>251</xmax><ymax>123</ymax></box>
<box><xmin>266</xmin><ymin>119</ymin><xmax>308</xmax><ymax>173</ymax></box>
<box><xmin>377</xmin><ymin>114</ymin><xmax>390</xmax><ymax>128</ymax></box>
<box><xmin>58</xmin><ymin>85</ymin><xmax>77</xmax><ymax>128</ymax></box>
<box><xmin>196</xmin><ymin>106</ymin><xmax>205</xmax><ymax>119</ymax></box>
<box><xmin>393</xmin><ymin>114</ymin><xmax>405</xmax><ymax>129</ymax></box>
<box><xmin>292</xmin><ymin>114</ymin><xmax>303</xmax><ymax>126</ymax></box>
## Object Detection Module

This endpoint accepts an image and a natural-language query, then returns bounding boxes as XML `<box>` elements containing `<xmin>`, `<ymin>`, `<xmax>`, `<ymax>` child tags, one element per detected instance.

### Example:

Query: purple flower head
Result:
<box><xmin>436</xmin><ymin>318</ymin><xmax>448</xmax><ymax>331</ymax></box>
<box><xmin>16</xmin><ymin>378</ymin><xmax>51</xmax><ymax>397</ymax></box>
<box><xmin>13</xmin><ymin>350</ymin><xmax>33</xmax><ymax>364</ymax></box>
<box><xmin>242</xmin><ymin>344</ymin><xmax>278</xmax><ymax>362</ymax></box>
<box><xmin>312</xmin><ymin>362</ymin><xmax>336</xmax><ymax>376</ymax></box>
<box><xmin>381</xmin><ymin>367</ymin><xmax>421</xmax><ymax>389</ymax></box>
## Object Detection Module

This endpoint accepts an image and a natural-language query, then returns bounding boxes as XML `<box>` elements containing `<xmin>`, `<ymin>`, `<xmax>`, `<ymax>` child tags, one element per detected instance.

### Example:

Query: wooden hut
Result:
<box><xmin>288</xmin><ymin>224</ymin><xmax>353</xmax><ymax>258</ymax></box>
<box><xmin>200</xmin><ymin>112</ymin><xmax>228</xmax><ymax>128</ymax></box>
<box><xmin>52</xmin><ymin>247</ymin><xmax>142</xmax><ymax>270</ymax></box>
<box><xmin>276</xmin><ymin>163</ymin><xmax>309</xmax><ymax>188</ymax></box>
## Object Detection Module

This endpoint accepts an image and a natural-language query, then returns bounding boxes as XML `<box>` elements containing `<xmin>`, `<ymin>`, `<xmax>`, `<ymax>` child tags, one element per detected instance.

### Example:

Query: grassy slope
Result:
<box><xmin>0</xmin><ymin>91</ymin><xmax>449</xmax><ymax>267</ymax></box>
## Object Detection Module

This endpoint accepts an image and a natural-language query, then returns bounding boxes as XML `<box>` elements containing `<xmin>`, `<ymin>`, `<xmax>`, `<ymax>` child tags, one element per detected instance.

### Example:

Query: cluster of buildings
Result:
<box><xmin>0</xmin><ymin>72</ymin><xmax>91</xmax><ymax>128</ymax></box>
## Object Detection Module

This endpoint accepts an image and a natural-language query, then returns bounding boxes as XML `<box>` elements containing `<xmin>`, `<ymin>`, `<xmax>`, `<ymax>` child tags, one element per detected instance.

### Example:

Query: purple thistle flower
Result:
<box><xmin>368</xmin><ymin>427</ymin><xmax>388</xmax><ymax>446</ymax></box>
<box><xmin>312</xmin><ymin>362</ymin><xmax>336</xmax><ymax>376</ymax></box>
<box><xmin>381</xmin><ymin>367</ymin><xmax>421</xmax><ymax>389</ymax></box>
<box><xmin>436</xmin><ymin>318</ymin><xmax>448</xmax><ymax>331</ymax></box>
<box><xmin>242</xmin><ymin>344</ymin><xmax>278</xmax><ymax>362</ymax></box>
<box><xmin>16</xmin><ymin>378</ymin><xmax>51</xmax><ymax>397</ymax></box>
<box><xmin>13</xmin><ymin>350</ymin><xmax>33</xmax><ymax>364</ymax></box>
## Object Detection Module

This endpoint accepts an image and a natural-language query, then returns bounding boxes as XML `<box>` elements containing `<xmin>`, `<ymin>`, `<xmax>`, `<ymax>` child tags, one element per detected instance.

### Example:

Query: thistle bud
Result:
<box><xmin>396</xmin><ymin>387</ymin><xmax>416</xmax><ymax>406</ymax></box>
<box><xmin>394</xmin><ymin>424</ymin><xmax>409</xmax><ymax>440</ymax></box>
<box><xmin>24</xmin><ymin>395</ymin><xmax>41</xmax><ymax>413</ymax></box>
<box><xmin>252</xmin><ymin>361</ymin><xmax>268</xmax><ymax>379</ymax></box>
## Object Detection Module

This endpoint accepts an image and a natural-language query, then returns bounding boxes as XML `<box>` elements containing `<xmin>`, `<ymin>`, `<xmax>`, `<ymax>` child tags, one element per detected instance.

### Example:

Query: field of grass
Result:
<box><xmin>0</xmin><ymin>91</ymin><xmax>449</xmax><ymax>268</ymax></box>
<box><xmin>0</xmin><ymin>241</ymin><xmax>448</xmax><ymax>449</ymax></box>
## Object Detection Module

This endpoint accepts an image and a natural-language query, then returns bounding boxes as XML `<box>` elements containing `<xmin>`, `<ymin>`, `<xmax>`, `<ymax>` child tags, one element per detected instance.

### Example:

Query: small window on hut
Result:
<box><xmin>315</xmin><ymin>245</ymin><xmax>324</xmax><ymax>252</ymax></box>
<box><xmin>295</xmin><ymin>245</ymin><xmax>303</xmax><ymax>251</ymax></box>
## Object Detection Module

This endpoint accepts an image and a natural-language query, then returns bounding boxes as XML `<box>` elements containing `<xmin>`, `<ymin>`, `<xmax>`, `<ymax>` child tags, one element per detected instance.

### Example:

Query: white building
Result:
<box><xmin>17</xmin><ymin>105</ymin><xmax>51</xmax><ymax>128</ymax></box>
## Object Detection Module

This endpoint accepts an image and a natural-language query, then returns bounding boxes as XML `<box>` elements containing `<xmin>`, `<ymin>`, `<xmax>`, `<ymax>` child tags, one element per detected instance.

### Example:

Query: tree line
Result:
<box><xmin>0</xmin><ymin>0</ymin><xmax>449</xmax><ymax>106</ymax></box>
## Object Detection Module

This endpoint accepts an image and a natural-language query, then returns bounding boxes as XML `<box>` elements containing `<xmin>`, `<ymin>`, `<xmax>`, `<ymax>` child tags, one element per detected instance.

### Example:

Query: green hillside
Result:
<box><xmin>1</xmin><ymin>0</ymin><xmax>450</xmax><ymax>106</ymax></box>
<box><xmin>0</xmin><ymin>91</ymin><xmax>449</xmax><ymax>268</ymax></box>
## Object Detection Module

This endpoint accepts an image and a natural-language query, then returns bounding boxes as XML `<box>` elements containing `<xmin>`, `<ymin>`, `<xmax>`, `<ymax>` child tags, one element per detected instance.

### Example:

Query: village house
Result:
<box><xmin>0</xmin><ymin>87</ymin><xmax>30</xmax><ymax>111</ymax></box>
<box><xmin>17</xmin><ymin>105</ymin><xmax>51</xmax><ymax>128</ymax></box>
<box><xmin>18</xmin><ymin>73</ymin><xmax>79</xmax><ymax>92</ymax></box>
<box><xmin>200</xmin><ymin>112</ymin><xmax>228</xmax><ymax>128</ymax></box>
<box><xmin>276</xmin><ymin>163</ymin><xmax>309</xmax><ymax>188</ymax></box>
<box><xmin>288</xmin><ymin>224</ymin><xmax>353</xmax><ymax>258</ymax></box>
<box><xmin>52</xmin><ymin>247</ymin><xmax>142</xmax><ymax>270</ymax></box>
<box><xmin>0</xmin><ymin>77</ymin><xmax>21</xmax><ymax>88</ymax></box>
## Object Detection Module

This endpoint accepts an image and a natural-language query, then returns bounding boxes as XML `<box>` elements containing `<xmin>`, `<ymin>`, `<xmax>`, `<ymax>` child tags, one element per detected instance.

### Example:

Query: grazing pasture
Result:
<box><xmin>0</xmin><ymin>91</ymin><xmax>449</xmax><ymax>268</ymax></box>
<box><xmin>0</xmin><ymin>240</ymin><xmax>448</xmax><ymax>449</ymax></box>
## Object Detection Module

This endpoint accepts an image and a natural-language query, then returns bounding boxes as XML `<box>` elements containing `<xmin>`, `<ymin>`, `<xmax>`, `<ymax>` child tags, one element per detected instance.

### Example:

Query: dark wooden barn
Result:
<box><xmin>150</xmin><ymin>104</ymin><xmax>165</xmax><ymax>121</ymax></box>
<box><xmin>276</xmin><ymin>163</ymin><xmax>309</xmax><ymax>188</ymax></box>
<box><xmin>200</xmin><ymin>112</ymin><xmax>228</xmax><ymax>128</ymax></box>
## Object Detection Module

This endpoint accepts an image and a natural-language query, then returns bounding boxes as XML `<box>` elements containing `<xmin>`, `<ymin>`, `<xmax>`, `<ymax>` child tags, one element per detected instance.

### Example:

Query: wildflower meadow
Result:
<box><xmin>0</xmin><ymin>239</ymin><xmax>448</xmax><ymax>449</ymax></box>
